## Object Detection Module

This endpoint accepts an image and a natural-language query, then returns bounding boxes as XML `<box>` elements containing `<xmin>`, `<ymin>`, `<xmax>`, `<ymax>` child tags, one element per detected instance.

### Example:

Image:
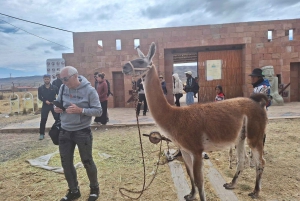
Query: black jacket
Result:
<box><xmin>184</xmin><ymin>77</ymin><xmax>196</xmax><ymax>92</ymax></box>
<box><xmin>52</xmin><ymin>79</ymin><xmax>63</xmax><ymax>90</ymax></box>
<box><xmin>38</xmin><ymin>84</ymin><xmax>58</xmax><ymax>104</ymax></box>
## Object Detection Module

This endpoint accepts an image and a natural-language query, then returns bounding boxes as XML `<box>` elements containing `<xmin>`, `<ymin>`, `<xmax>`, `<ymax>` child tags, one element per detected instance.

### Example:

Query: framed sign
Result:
<box><xmin>206</xmin><ymin>60</ymin><xmax>222</xmax><ymax>80</ymax></box>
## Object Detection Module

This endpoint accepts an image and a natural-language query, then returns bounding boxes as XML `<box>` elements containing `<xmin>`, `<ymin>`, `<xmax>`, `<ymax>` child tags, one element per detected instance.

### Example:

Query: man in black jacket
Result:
<box><xmin>136</xmin><ymin>76</ymin><xmax>148</xmax><ymax>116</ymax></box>
<box><xmin>183</xmin><ymin>71</ymin><xmax>196</xmax><ymax>105</ymax></box>
<box><xmin>38</xmin><ymin>74</ymin><xmax>60</xmax><ymax>140</ymax></box>
<box><xmin>52</xmin><ymin>71</ymin><xmax>63</xmax><ymax>90</ymax></box>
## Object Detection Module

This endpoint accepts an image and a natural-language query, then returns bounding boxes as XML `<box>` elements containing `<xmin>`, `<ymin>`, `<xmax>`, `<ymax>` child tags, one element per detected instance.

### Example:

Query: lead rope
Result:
<box><xmin>119</xmin><ymin>77</ymin><xmax>163</xmax><ymax>200</ymax></box>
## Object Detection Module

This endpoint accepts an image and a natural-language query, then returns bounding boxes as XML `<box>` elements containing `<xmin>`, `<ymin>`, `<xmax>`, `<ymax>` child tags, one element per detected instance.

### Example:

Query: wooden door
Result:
<box><xmin>113</xmin><ymin>72</ymin><xmax>125</xmax><ymax>107</ymax></box>
<box><xmin>198</xmin><ymin>50</ymin><xmax>243</xmax><ymax>102</ymax></box>
<box><xmin>290</xmin><ymin>62</ymin><xmax>300</xmax><ymax>101</ymax></box>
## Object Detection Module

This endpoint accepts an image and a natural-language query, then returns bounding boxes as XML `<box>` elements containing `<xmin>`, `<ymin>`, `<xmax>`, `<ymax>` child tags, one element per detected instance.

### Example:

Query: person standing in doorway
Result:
<box><xmin>95</xmin><ymin>73</ymin><xmax>108</xmax><ymax>125</ymax></box>
<box><xmin>172</xmin><ymin>73</ymin><xmax>183</xmax><ymax>107</ymax></box>
<box><xmin>183</xmin><ymin>71</ymin><xmax>196</xmax><ymax>105</ymax></box>
<box><xmin>52</xmin><ymin>71</ymin><xmax>63</xmax><ymax>90</ymax></box>
<box><xmin>136</xmin><ymin>76</ymin><xmax>148</xmax><ymax>116</ymax></box>
<box><xmin>38</xmin><ymin>74</ymin><xmax>60</xmax><ymax>140</ymax></box>
<box><xmin>159</xmin><ymin>75</ymin><xmax>168</xmax><ymax>96</ymax></box>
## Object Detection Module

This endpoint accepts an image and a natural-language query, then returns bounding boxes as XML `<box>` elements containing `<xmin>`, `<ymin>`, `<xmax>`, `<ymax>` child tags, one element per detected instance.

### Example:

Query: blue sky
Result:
<box><xmin>1</xmin><ymin>0</ymin><xmax>300</xmax><ymax>78</ymax></box>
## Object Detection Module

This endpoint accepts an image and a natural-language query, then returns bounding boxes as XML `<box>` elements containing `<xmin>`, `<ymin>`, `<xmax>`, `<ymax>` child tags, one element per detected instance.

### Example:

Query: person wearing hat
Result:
<box><xmin>183</xmin><ymin>71</ymin><xmax>196</xmax><ymax>105</ymax></box>
<box><xmin>159</xmin><ymin>75</ymin><xmax>168</xmax><ymax>96</ymax></box>
<box><xmin>249</xmin><ymin>68</ymin><xmax>271</xmax><ymax>106</ymax></box>
<box><xmin>249</xmin><ymin>68</ymin><xmax>271</xmax><ymax>149</ymax></box>
<box><xmin>38</xmin><ymin>74</ymin><xmax>60</xmax><ymax>140</ymax></box>
<box><xmin>52</xmin><ymin>71</ymin><xmax>63</xmax><ymax>90</ymax></box>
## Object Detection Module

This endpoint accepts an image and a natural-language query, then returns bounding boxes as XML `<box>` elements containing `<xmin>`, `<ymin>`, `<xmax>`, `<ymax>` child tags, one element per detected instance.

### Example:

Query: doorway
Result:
<box><xmin>173</xmin><ymin>62</ymin><xmax>198</xmax><ymax>105</ymax></box>
<box><xmin>290</xmin><ymin>62</ymin><xmax>300</xmax><ymax>101</ymax></box>
<box><xmin>113</xmin><ymin>72</ymin><xmax>125</xmax><ymax>107</ymax></box>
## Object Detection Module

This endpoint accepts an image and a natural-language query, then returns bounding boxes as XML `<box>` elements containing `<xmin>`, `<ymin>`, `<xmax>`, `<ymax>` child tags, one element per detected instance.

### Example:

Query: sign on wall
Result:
<box><xmin>46</xmin><ymin>58</ymin><xmax>65</xmax><ymax>83</ymax></box>
<box><xmin>206</xmin><ymin>60</ymin><xmax>222</xmax><ymax>81</ymax></box>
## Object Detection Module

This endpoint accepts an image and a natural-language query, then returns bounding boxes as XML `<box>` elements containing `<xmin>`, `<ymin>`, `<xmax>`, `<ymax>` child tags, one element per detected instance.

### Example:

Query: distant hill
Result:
<box><xmin>0</xmin><ymin>76</ymin><xmax>43</xmax><ymax>89</ymax></box>
<box><xmin>0</xmin><ymin>66</ymin><xmax>198</xmax><ymax>89</ymax></box>
<box><xmin>173</xmin><ymin>65</ymin><xmax>198</xmax><ymax>84</ymax></box>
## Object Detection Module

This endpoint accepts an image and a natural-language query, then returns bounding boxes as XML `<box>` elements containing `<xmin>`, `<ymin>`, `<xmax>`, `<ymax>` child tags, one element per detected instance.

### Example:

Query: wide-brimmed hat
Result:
<box><xmin>248</xmin><ymin>68</ymin><xmax>264</xmax><ymax>77</ymax></box>
<box><xmin>185</xmin><ymin>71</ymin><xmax>192</xmax><ymax>75</ymax></box>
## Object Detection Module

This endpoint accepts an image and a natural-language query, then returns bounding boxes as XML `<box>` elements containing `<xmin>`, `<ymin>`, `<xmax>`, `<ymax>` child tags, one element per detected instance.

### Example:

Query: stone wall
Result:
<box><xmin>63</xmin><ymin>19</ymin><xmax>300</xmax><ymax>107</ymax></box>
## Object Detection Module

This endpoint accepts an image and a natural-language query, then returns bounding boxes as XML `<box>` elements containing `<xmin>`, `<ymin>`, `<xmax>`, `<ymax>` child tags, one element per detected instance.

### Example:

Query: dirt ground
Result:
<box><xmin>0</xmin><ymin>119</ymin><xmax>299</xmax><ymax>201</ymax></box>
<box><xmin>209</xmin><ymin>118</ymin><xmax>300</xmax><ymax>201</ymax></box>
<box><xmin>0</xmin><ymin>126</ymin><xmax>219</xmax><ymax>201</ymax></box>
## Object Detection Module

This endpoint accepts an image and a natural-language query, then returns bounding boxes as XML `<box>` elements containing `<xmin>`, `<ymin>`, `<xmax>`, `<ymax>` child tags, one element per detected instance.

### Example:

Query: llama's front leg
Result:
<box><xmin>248</xmin><ymin>148</ymin><xmax>265</xmax><ymax>198</ymax></box>
<box><xmin>181</xmin><ymin>150</ymin><xmax>197</xmax><ymax>201</ymax></box>
<box><xmin>193</xmin><ymin>154</ymin><xmax>206</xmax><ymax>201</ymax></box>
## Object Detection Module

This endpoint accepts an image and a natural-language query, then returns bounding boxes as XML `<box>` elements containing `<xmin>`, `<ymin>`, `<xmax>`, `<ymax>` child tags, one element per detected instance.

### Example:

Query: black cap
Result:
<box><xmin>248</xmin><ymin>68</ymin><xmax>264</xmax><ymax>77</ymax></box>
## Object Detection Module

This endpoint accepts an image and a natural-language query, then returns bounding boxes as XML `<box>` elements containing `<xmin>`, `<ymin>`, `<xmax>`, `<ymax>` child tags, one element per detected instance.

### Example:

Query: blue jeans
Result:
<box><xmin>59</xmin><ymin>127</ymin><xmax>98</xmax><ymax>191</ymax></box>
<box><xmin>186</xmin><ymin>92</ymin><xmax>194</xmax><ymax>105</ymax></box>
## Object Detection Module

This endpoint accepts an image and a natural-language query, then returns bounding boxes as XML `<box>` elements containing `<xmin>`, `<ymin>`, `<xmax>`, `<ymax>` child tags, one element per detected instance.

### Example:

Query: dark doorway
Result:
<box><xmin>290</xmin><ymin>62</ymin><xmax>300</xmax><ymax>101</ymax></box>
<box><xmin>113</xmin><ymin>72</ymin><xmax>125</xmax><ymax>107</ymax></box>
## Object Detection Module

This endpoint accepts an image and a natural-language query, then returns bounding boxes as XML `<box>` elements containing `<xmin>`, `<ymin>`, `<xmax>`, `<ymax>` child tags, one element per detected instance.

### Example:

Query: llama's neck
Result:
<box><xmin>143</xmin><ymin>66</ymin><xmax>172</xmax><ymax>123</ymax></box>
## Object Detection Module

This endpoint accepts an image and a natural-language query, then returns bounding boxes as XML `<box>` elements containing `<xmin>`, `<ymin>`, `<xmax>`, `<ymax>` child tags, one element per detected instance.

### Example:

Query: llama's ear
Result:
<box><xmin>135</xmin><ymin>45</ymin><xmax>145</xmax><ymax>58</ymax></box>
<box><xmin>147</xmin><ymin>42</ymin><xmax>156</xmax><ymax>63</ymax></box>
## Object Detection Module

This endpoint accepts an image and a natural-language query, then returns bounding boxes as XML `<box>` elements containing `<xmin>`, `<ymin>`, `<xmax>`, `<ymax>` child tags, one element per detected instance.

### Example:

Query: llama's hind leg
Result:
<box><xmin>224</xmin><ymin>127</ymin><xmax>247</xmax><ymax>189</ymax></box>
<box><xmin>192</xmin><ymin>154</ymin><xmax>206</xmax><ymax>201</ymax></box>
<box><xmin>181</xmin><ymin>150</ymin><xmax>197</xmax><ymax>201</ymax></box>
<box><xmin>248</xmin><ymin>148</ymin><xmax>265</xmax><ymax>198</ymax></box>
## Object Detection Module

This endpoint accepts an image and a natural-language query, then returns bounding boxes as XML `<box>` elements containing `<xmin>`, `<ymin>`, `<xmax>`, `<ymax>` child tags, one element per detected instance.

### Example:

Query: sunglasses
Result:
<box><xmin>61</xmin><ymin>74</ymin><xmax>75</xmax><ymax>82</ymax></box>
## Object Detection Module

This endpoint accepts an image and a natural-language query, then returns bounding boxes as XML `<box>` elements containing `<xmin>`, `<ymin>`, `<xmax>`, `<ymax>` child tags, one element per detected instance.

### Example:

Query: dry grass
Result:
<box><xmin>0</xmin><ymin>126</ymin><xmax>219</xmax><ymax>201</ymax></box>
<box><xmin>209</xmin><ymin>118</ymin><xmax>300</xmax><ymax>201</ymax></box>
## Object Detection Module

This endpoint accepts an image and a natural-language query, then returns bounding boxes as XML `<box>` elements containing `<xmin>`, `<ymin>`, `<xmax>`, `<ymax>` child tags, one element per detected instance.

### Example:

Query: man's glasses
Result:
<box><xmin>61</xmin><ymin>74</ymin><xmax>75</xmax><ymax>82</ymax></box>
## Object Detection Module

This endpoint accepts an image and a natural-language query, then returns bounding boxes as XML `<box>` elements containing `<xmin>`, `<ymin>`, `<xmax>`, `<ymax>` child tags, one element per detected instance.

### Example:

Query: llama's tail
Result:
<box><xmin>250</xmin><ymin>93</ymin><xmax>269</xmax><ymax>108</ymax></box>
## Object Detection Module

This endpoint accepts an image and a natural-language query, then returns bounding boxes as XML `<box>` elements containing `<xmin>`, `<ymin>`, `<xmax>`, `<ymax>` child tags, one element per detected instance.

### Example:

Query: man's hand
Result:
<box><xmin>54</xmin><ymin>106</ymin><xmax>63</xmax><ymax>113</ymax></box>
<box><xmin>66</xmin><ymin>103</ymin><xmax>83</xmax><ymax>114</ymax></box>
<box><xmin>46</xmin><ymin>100</ymin><xmax>51</xmax><ymax>105</ymax></box>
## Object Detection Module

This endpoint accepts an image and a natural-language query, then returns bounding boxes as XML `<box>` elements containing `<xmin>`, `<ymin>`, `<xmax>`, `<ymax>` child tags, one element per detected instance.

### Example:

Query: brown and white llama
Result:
<box><xmin>122</xmin><ymin>42</ymin><xmax>267</xmax><ymax>201</ymax></box>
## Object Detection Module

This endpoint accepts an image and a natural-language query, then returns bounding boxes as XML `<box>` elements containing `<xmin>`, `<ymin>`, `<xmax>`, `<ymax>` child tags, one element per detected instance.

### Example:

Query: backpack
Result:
<box><xmin>193</xmin><ymin>82</ymin><xmax>199</xmax><ymax>93</ymax></box>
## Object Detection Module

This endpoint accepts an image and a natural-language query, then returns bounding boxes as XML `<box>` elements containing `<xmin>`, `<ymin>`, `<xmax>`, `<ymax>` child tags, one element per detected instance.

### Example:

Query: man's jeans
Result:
<box><xmin>186</xmin><ymin>92</ymin><xmax>194</xmax><ymax>105</ymax></box>
<box><xmin>59</xmin><ymin>127</ymin><xmax>98</xmax><ymax>191</ymax></box>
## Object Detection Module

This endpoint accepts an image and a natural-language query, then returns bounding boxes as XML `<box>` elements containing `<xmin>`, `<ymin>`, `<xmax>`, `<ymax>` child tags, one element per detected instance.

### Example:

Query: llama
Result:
<box><xmin>122</xmin><ymin>42</ymin><xmax>267</xmax><ymax>201</ymax></box>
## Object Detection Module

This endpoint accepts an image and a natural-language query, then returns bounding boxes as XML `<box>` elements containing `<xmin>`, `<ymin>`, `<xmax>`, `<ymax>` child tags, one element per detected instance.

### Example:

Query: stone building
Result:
<box><xmin>62</xmin><ymin>19</ymin><xmax>300</xmax><ymax>108</ymax></box>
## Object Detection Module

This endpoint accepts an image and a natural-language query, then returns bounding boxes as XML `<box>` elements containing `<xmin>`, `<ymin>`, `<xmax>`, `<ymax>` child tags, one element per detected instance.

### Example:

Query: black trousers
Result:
<box><xmin>40</xmin><ymin>104</ymin><xmax>60</xmax><ymax>134</ymax></box>
<box><xmin>174</xmin><ymin>94</ymin><xmax>181</xmax><ymax>107</ymax></box>
<box><xmin>136</xmin><ymin>94</ymin><xmax>148</xmax><ymax>115</ymax></box>
<box><xmin>94</xmin><ymin>100</ymin><xmax>108</xmax><ymax>125</ymax></box>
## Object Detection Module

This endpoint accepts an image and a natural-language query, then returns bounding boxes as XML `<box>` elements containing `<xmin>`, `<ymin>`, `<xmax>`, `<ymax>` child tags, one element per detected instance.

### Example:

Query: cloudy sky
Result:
<box><xmin>0</xmin><ymin>0</ymin><xmax>300</xmax><ymax>78</ymax></box>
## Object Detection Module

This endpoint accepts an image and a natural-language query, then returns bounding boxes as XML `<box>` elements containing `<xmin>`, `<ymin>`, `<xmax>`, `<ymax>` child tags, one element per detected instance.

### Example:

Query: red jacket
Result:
<box><xmin>97</xmin><ymin>79</ymin><xmax>108</xmax><ymax>102</ymax></box>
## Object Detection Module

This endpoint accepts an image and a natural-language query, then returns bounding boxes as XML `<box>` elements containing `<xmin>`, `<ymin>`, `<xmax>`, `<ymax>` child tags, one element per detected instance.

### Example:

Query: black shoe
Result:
<box><xmin>60</xmin><ymin>188</ymin><xmax>81</xmax><ymax>201</ymax></box>
<box><xmin>88</xmin><ymin>187</ymin><xmax>100</xmax><ymax>201</ymax></box>
<box><xmin>204</xmin><ymin>154</ymin><xmax>209</xmax><ymax>159</ymax></box>
<box><xmin>143</xmin><ymin>113</ymin><xmax>146</xmax><ymax>116</ymax></box>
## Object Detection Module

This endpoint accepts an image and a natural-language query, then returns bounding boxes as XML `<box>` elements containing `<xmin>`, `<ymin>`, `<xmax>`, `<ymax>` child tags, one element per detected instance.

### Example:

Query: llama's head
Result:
<box><xmin>122</xmin><ymin>42</ymin><xmax>156</xmax><ymax>77</ymax></box>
